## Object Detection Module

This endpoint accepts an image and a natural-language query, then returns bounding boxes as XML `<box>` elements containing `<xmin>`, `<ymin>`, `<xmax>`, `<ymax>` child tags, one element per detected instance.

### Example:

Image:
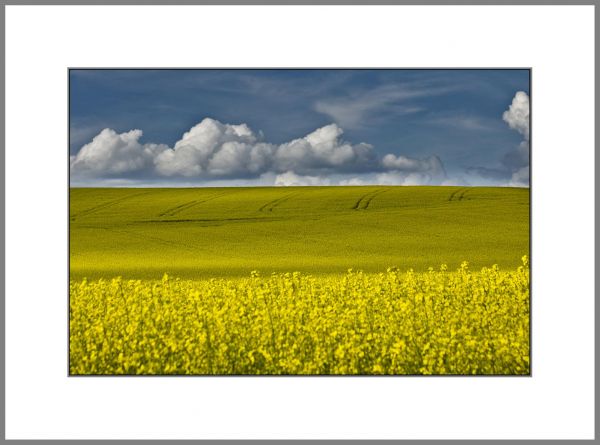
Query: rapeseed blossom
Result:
<box><xmin>70</xmin><ymin>257</ymin><xmax>529</xmax><ymax>375</ymax></box>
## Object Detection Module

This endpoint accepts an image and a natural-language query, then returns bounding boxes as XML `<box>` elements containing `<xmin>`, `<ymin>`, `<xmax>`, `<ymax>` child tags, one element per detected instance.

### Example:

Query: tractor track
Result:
<box><xmin>139</xmin><ymin>216</ymin><xmax>283</xmax><ymax>225</ymax></box>
<box><xmin>71</xmin><ymin>191</ymin><xmax>152</xmax><ymax>220</ymax></box>
<box><xmin>448</xmin><ymin>188</ymin><xmax>468</xmax><ymax>202</ymax></box>
<box><xmin>362</xmin><ymin>189</ymin><xmax>389</xmax><ymax>210</ymax></box>
<box><xmin>352</xmin><ymin>188</ymin><xmax>388</xmax><ymax>210</ymax></box>
<box><xmin>258</xmin><ymin>193</ymin><xmax>297</xmax><ymax>212</ymax></box>
<box><xmin>159</xmin><ymin>192</ymin><xmax>229</xmax><ymax>217</ymax></box>
<box><xmin>159</xmin><ymin>200</ymin><xmax>198</xmax><ymax>217</ymax></box>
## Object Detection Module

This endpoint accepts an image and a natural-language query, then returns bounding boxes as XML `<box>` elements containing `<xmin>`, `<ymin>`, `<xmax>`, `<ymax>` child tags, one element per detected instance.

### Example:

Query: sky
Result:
<box><xmin>69</xmin><ymin>69</ymin><xmax>530</xmax><ymax>187</ymax></box>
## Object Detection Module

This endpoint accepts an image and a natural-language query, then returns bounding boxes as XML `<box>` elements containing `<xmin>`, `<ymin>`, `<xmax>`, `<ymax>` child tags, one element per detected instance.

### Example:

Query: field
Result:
<box><xmin>69</xmin><ymin>186</ymin><xmax>530</xmax><ymax>375</ymax></box>
<box><xmin>70</xmin><ymin>186</ymin><xmax>529</xmax><ymax>279</ymax></box>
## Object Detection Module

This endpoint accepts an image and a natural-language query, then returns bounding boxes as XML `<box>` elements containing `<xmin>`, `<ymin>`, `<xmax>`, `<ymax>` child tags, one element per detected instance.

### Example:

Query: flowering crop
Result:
<box><xmin>70</xmin><ymin>257</ymin><xmax>529</xmax><ymax>375</ymax></box>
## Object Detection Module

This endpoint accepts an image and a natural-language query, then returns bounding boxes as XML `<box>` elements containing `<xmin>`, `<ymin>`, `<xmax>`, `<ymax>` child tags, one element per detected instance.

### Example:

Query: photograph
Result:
<box><xmin>69</xmin><ymin>68</ymin><xmax>530</xmax><ymax>376</ymax></box>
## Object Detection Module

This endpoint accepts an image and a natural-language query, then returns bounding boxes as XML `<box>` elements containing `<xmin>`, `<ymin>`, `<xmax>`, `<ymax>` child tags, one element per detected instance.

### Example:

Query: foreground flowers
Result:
<box><xmin>70</xmin><ymin>257</ymin><xmax>529</xmax><ymax>375</ymax></box>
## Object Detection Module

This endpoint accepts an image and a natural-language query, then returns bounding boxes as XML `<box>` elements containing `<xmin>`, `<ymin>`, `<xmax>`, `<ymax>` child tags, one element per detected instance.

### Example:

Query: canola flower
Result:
<box><xmin>70</xmin><ymin>256</ymin><xmax>529</xmax><ymax>375</ymax></box>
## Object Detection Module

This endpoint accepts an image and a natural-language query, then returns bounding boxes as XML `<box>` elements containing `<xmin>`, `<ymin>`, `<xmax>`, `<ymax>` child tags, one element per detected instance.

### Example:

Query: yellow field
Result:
<box><xmin>70</xmin><ymin>257</ymin><xmax>529</xmax><ymax>375</ymax></box>
<box><xmin>70</xmin><ymin>186</ymin><xmax>530</xmax><ymax>279</ymax></box>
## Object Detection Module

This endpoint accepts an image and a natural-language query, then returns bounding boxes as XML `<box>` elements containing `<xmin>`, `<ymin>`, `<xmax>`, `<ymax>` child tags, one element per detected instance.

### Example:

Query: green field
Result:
<box><xmin>70</xmin><ymin>186</ymin><xmax>529</xmax><ymax>279</ymax></box>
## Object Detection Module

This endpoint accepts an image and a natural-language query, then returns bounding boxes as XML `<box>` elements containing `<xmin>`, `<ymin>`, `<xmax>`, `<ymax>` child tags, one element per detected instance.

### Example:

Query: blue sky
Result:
<box><xmin>69</xmin><ymin>69</ymin><xmax>530</xmax><ymax>187</ymax></box>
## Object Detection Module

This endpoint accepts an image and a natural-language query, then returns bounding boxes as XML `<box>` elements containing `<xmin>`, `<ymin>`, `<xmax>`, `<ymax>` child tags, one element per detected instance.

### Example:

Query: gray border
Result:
<box><xmin>3</xmin><ymin>1</ymin><xmax>596</xmax><ymax>443</ymax></box>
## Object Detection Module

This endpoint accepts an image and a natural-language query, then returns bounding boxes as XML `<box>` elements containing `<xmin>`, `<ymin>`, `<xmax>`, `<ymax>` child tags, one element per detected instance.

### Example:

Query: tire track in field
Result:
<box><xmin>352</xmin><ymin>188</ymin><xmax>387</xmax><ymax>210</ymax></box>
<box><xmin>134</xmin><ymin>216</ymin><xmax>284</xmax><ymax>227</ymax></box>
<box><xmin>351</xmin><ymin>190</ymin><xmax>375</xmax><ymax>210</ymax></box>
<box><xmin>447</xmin><ymin>188</ymin><xmax>467</xmax><ymax>202</ymax></box>
<box><xmin>362</xmin><ymin>188</ymin><xmax>389</xmax><ymax>210</ymax></box>
<box><xmin>71</xmin><ymin>191</ymin><xmax>152</xmax><ymax>220</ymax></box>
<box><xmin>159</xmin><ymin>200</ymin><xmax>197</xmax><ymax>217</ymax></box>
<box><xmin>457</xmin><ymin>189</ymin><xmax>469</xmax><ymax>201</ymax></box>
<box><xmin>258</xmin><ymin>193</ymin><xmax>297</xmax><ymax>213</ymax></box>
<box><xmin>159</xmin><ymin>192</ymin><xmax>229</xmax><ymax>217</ymax></box>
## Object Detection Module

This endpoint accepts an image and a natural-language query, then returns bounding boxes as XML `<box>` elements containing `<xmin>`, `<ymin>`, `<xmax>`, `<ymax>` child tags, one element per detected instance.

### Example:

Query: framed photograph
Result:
<box><xmin>5</xmin><ymin>4</ymin><xmax>595</xmax><ymax>441</ymax></box>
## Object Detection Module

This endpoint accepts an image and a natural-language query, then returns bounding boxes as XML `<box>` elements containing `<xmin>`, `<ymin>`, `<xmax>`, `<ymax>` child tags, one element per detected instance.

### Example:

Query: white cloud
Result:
<box><xmin>503</xmin><ymin>91</ymin><xmax>530</xmax><ymax>186</ymax></box>
<box><xmin>155</xmin><ymin>118</ymin><xmax>274</xmax><ymax>177</ymax></box>
<box><xmin>70</xmin><ymin>117</ymin><xmax>449</xmax><ymax>186</ymax></box>
<box><xmin>275</xmin><ymin>169</ymin><xmax>446</xmax><ymax>187</ymax></box>
<box><xmin>339</xmin><ymin>171</ymin><xmax>452</xmax><ymax>186</ymax></box>
<box><xmin>274</xmin><ymin>171</ymin><xmax>330</xmax><ymax>186</ymax></box>
<box><xmin>70</xmin><ymin>128</ymin><xmax>168</xmax><ymax>175</ymax></box>
<box><xmin>502</xmin><ymin>91</ymin><xmax>530</xmax><ymax>140</ymax></box>
<box><xmin>375</xmin><ymin>170</ymin><xmax>443</xmax><ymax>186</ymax></box>
<box><xmin>275</xmin><ymin>124</ymin><xmax>377</xmax><ymax>174</ymax></box>
<box><xmin>381</xmin><ymin>154</ymin><xmax>447</xmax><ymax>184</ymax></box>
<box><xmin>468</xmin><ymin>91</ymin><xmax>530</xmax><ymax>187</ymax></box>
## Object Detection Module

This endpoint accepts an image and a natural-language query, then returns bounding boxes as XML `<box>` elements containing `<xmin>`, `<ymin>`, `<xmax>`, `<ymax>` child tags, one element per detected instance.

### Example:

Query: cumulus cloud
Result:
<box><xmin>382</xmin><ymin>154</ymin><xmax>444</xmax><ymax>175</ymax></box>
<box><xmin>70</xmin><ymin>117</ymin><xmax>449</xmax><ymax>187</ymax></box>
<box><xmin>275</xmin><ymin>124</ymin><xmax>378</xmax><ymax>174</ymax></box>
<box><xmin>466</xmin><ymin>91</ymin><xmax>530</xmax><ymax>187</ymax></box>
<box><xmin>155</xmin><ymin>119</ymin><xmax>274</xmax><ymax>177</ymax></box>
<box><xmin>70</xmin><ymin>128</ymin><xmax>168</xmax><ymax>175</ymax></box>
<box><xmin>381</xmin><ymin>154</ymin><xmax>447</xmax><ymax>184</ymax></box>
<box><xmin>502</xmin><ymin>91</ymin><xmax>530</xmax><ymax>140</ymax></box>
<box><xmin>502</xmin><ymin>91</ymin><xmax>530</xmax><ymax>186</ymax></box>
